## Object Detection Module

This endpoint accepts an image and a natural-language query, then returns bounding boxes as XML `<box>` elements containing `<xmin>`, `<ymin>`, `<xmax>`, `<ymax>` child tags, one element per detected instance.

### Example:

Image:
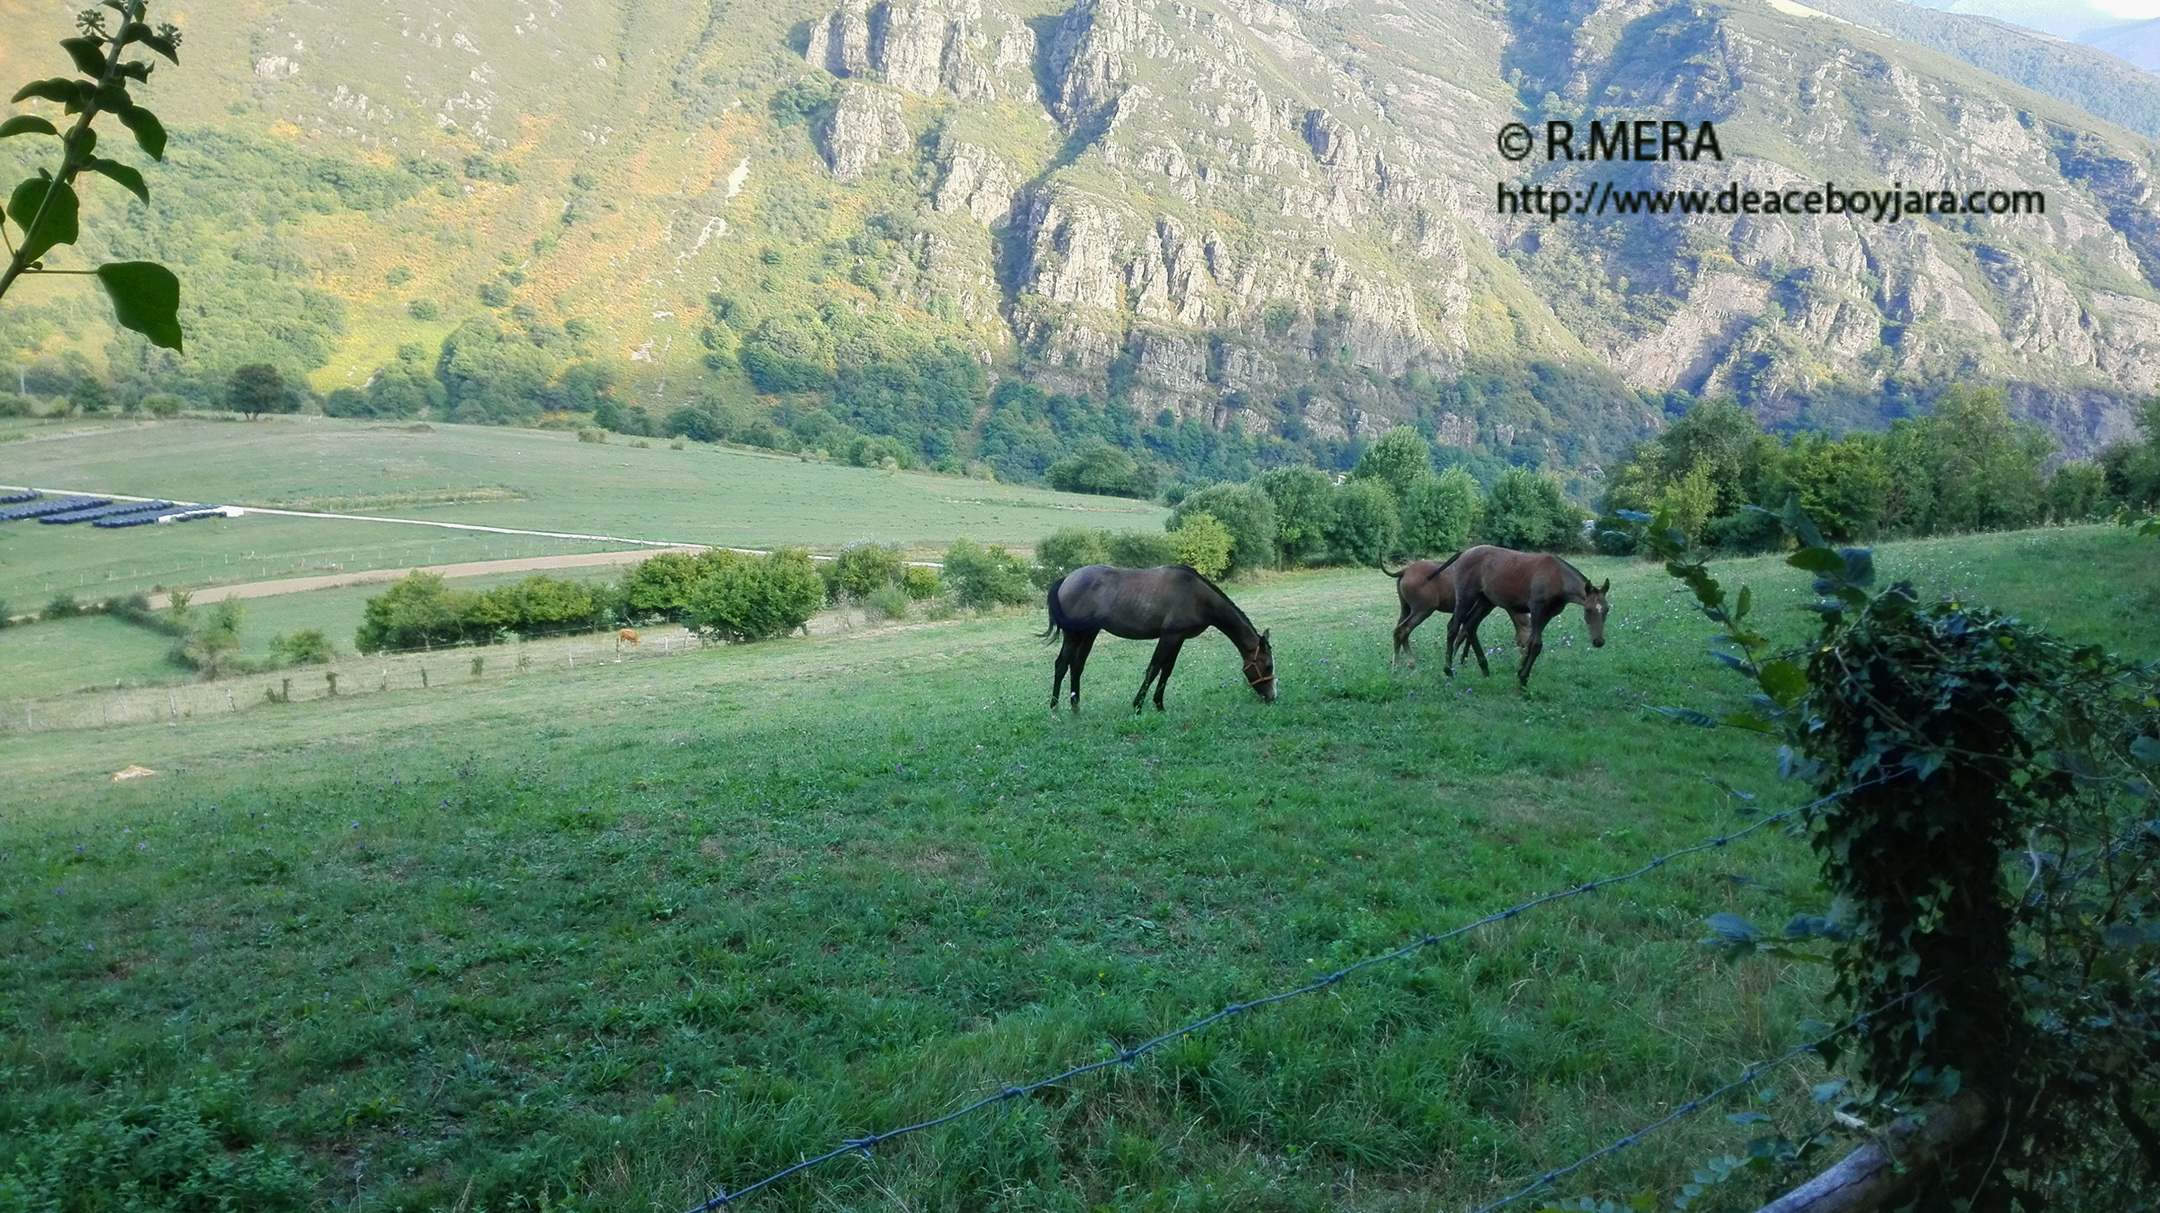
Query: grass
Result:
<box><xmin>0</xmin><ymin>525</ymin><xmax>2152</xmax><ymax>1212</ymax></box>
<box><xmin>0</xmin><ymin>416</ymin><xmax>1167</xmax><ymax>589</ymax></box>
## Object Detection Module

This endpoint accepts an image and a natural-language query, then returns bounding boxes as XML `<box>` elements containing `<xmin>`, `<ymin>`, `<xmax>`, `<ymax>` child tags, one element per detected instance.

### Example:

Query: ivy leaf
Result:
<box><xmin>1735</xmin><ymin>583</ymin><xmax>1753</xmax><ymax>622</ymax></box>
<box><xmin>60</xmin><ymin>37</ymin><xmax>109</xmax><ymax>79</ymax></box>
<box><xmin>117</xmin><ymin>104</ymin><xmax>165</xmax><ymax>159</ymax></box>
<box><xmin>10</xmin><ymin>77</ymin><xmax>79</xmax><ymax>106</ymax></box>
<box><xmin>0</xmin><ymin>115</ymin><xmax>60</xmax><ymax>139</ymax></box>
<box><xmin>1757</xmin><ymin>659</ymin><xmax>1808</xmax><ymax>707</ymax></box>
<box><xmin>116</xmin><ymin>60</ymin><xmax>152</xmax><ymax>83</ymax></box>
<box><xmin>1718</xmin><ymin>711</ymin><xmax>1776</xmax><ymax>734</ymax></box>
<box><xmin>6</xmin><ymin>175</ymin><xmax>81</xmax><ymax>264</ymax></box>
<box><xmin>1811</xmin><ymin>1079</ymin><xmax>1848</xmax><ymax>1103</ymax></box>
<box><xmin>1788</xmin><ymin>546</ymin><xmax>1846</xmax><ymax>573</ymax></box>
<box><xmin>95</xmin><ymin>261</ymin><xmax>183</xmax><ymax>351</ymax></box>
<box><xmin>2129</xmin><ymin>736</ymin><xmax>2160</xmax><ymax>765</ymax></box>
<box><xmin>1658</xmin><ymin>706</ymin><xmax>1721</xmax><ymax>728</ymax></box>
<box><xmin>86</xmin><ymin>157</ymin><xmax>147</xmax><ymax>203</ymax></box>
<box><xmin>140</xmin><ymin>33</ymin><xmax>180</xmax><ymax>63</ymax></box>
<box><xmin>1727</xmin><ymin>1111</ymin><xmax>1771</xmax><ymax>1125</ymax></box>
<box><xmin>94</xmin><ymin>81</ymin><xmax>133</xmax><ymax>112</ymax></box>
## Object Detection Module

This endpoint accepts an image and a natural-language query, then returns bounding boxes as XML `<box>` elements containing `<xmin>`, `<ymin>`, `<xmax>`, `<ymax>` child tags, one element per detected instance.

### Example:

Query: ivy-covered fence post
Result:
<box><xmin>1613</xmin><ymin>503</ymin><xmax>2160</xmax><ymax>1211</ymax></box>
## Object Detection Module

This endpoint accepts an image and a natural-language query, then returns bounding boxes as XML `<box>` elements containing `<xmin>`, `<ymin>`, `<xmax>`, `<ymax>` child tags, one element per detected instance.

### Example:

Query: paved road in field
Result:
<box><xmin>143</xmin><ymin>548</ymin><xmax>705</xmax><ymax>609</ymax></box>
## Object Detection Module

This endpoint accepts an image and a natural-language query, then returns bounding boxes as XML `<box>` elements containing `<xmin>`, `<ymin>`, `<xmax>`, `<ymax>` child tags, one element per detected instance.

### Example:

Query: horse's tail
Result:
<box><xmin>1380</xmin><ymin>563</ymin><xmax>1407</xmax><ymax>579</ymax></box>
<box><xmin>1434</xmin><ymin>548</ymin><xmax>1467</xmax><ymax>573</ymax></box>
<box><xmin>1040</xmin><ymin>575</ymin><xmax>1072</xmax><ymax>642</ymax></box>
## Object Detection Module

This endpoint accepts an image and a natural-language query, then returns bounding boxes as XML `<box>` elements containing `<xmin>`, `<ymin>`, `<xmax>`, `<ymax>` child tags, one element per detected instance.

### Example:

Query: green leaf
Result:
<box><xmin>94</xmin><ymin>81</ymin><xmax>132</xmax><ymax>112</ymax></box>
<box><xmin>140</xmin><ymin>33</ymin><xmax>179</xmax><ymax>64</ymax></box>
<box><xmin>87</xmin><ymin>157</ymin><xmax>147</xmax><ymax>203</ymax></box>
<box><xmin>11</xmin><ymin>77</ymin><xmax>79</xmax><ymax>106</ymax></box>
<box><xmin>117</xmin><ymin>60</ymin><xmax>151</xmax><ymax>83</ymax></box>
<box><xmin>1757</xmin><ymin>659</ymin><xmax>1808</xmax><ymax>707</ymax></box>
<box><xmin>61</xmin><ymin>37</ymin><xmax>109</xmax><ymax>78</ymax></box>
<box><xmin>1657</xmin><ymin>706</ymin><xmax>1721</xmax><ymax>728</ymax></box>
<box><xmin>6</xmin><ymin>175</ymin><xmax>80</xmax><ymax>264</ymax></box>
<box><xmin>1787</xmin><ymin>546</ymin><xmax>1845</xmax><ymax>573</ymax></box>
<box><xmin>96</xmin><ymin>261</ymin><xmax>183</xmax><ymax>351</ymax></box>
<box><xmin>117</xmin><ymin>104</ymin><xmax>164</xmax><ymax>159</ymax></box>
<box><xmin>1734</xmin><ymin>583</ymin><xmax>1752</xmax><ymax>622</ymax></box>
<box><xmin>0</xmin><ymin>115</ymin><xmax>59</xmax><ymax>139</ymax></box>
<box><xmin>1718</xmin><ymin>711</ymin><xmax>1776</xmax><ymax>733</ymax></box>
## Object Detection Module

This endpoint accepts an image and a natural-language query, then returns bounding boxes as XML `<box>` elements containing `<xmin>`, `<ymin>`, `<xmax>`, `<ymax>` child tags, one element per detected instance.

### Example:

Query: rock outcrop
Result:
<box><xmin>819</xmin><ymin>82</ymin><xmax>910</xmax><ymax>181</ymax></box>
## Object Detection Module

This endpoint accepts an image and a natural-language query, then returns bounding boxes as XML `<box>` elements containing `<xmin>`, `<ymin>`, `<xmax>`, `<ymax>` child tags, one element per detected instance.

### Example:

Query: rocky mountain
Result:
<box><xmin>4</xmin><ymin>0</ymin><xmax>2159</xmax><ymax>481</ymax></box>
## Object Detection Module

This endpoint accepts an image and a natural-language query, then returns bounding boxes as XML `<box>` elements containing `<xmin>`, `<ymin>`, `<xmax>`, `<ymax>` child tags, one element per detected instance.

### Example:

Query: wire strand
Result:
<box><xmin>685</xmin><ymin>782</ymin><xmax>1872</xmax><ymax>1211</ymax></box>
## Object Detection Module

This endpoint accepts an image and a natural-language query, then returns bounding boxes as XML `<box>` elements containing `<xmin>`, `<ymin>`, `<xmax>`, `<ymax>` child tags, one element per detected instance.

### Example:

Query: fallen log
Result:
<box><xmin>1754</xmin><ymin>1089</ymin><xmax>1994</xmax><ymax>1213</ymax></box>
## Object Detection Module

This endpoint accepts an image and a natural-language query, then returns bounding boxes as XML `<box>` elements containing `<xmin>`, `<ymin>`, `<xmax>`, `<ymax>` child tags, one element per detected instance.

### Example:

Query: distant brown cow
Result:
<box><xmin>618</xmin><ymin>628</ymin><xmax>641</xmax><ymax>647</ymax></box>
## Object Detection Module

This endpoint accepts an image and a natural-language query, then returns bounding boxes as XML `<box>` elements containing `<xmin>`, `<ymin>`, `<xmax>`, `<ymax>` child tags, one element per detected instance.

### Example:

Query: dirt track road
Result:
<box><xmin>144</xmin><ymin>547</ymin><xmax>704</xmax><ymax>610</ymax></box>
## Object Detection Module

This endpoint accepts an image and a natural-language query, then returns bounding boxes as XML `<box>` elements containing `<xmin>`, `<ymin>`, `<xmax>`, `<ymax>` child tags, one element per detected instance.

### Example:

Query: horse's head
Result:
<box><xmin>1244</xmin><ymin>629</ymin><xmax>1277</xmax><ymax>703</ymax></box>
<box><xmin>1583</xmin><ymin>579</ymin><xmax>1611</xmax><ymax>647</ymax></box>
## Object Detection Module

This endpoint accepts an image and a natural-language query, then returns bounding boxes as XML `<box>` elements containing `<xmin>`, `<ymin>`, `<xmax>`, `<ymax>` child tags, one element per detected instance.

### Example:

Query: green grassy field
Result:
<box><xmin>0</xmin><ymin>525</ymin><xmax>2152</xmax><ymax>1212</ymax></box>
<box><xmin>0</xmin><ymin>416</ymin><xmax>1167</xmax><ymax>593</ymax></box>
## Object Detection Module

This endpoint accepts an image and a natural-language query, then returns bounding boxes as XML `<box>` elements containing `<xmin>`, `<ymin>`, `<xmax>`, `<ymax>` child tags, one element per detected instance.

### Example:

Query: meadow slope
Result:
<box><xmin>0</xmin><ymin>526</ymin><xmax>2152</xmax><ymax>1212</ymax></box>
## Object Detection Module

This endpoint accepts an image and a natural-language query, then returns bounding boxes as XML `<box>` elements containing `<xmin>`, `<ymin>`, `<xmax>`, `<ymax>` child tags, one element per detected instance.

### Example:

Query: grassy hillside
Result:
<box><xmin>1</xmin><ymin>524</ymin><xmax>2150</xmax><ymax>1210</ymax></box>
<box><xmin>0</xmin><ymin>416</ymin><xmax>1167</xmax><ymax>602</ymax></box>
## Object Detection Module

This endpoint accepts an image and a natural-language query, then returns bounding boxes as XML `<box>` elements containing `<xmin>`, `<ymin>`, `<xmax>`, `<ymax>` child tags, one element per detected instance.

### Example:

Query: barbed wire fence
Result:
<box><xmin>684</xmin><ymin>780</ymin><xmax>1884</xmax><ymax>1211</ymax></box>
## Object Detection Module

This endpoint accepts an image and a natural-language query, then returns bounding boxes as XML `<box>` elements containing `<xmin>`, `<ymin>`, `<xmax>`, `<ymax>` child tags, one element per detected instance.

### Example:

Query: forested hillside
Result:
<box><xmin>4</xmin><ymin>0</ymin><xmax>2160</xmax><ymax>489</ymax></box>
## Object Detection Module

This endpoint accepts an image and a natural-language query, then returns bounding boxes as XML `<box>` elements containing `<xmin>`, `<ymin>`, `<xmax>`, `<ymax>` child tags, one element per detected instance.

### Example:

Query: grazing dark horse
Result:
<box><xmin>1043</xmin><ymin>564</ymin><xmax>1276</xmax><ymax>713</ymax></box>
<box><xmin>1382</xmin><ymin>559</ymin><xmax>1531</xmax><ymax>672</ymax></box>
<box><xmin>1440</xmin><ymin>545</ymin><xmax>1611</xmax><ymax>687</ymax></box>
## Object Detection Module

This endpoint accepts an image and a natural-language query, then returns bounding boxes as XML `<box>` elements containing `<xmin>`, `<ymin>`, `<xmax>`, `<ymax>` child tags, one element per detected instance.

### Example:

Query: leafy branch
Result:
<box><xmin>0</xmin><ymin>0</ymin><xmax>183</xmax><ymax>350</ymax></box>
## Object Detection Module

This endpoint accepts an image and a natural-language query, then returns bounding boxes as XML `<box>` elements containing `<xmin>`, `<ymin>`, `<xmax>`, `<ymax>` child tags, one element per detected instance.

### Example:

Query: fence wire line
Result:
<box><xmin>1466</xmin><ymin>985</ymin><xmax>1928</xmax><ymax>1213</ymax></box>
<box><xmin>684</xmin><ymin>780</ymin><xmax>1875</xmax><ymax>1211</ymax></box>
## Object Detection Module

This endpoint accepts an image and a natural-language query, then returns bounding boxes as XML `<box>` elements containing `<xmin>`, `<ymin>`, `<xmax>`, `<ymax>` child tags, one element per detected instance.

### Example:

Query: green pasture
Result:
<box><xmin>0</xmin><ymin>525</ymin><xmax>2152</xmax><ymax>1212</ymax></box>
<box><xmin>0</xmin><ymin>416</ymin><xmax>1167</xmax><ymax>570</ymax></box>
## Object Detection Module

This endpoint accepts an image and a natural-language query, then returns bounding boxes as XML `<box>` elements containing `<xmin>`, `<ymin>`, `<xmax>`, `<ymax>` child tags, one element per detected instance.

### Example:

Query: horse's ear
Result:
<box><xmin>1260</xmin><ymin>629</ymin><xmax>1271</xmax><ymax>644</ymax></box>
<box><xmin>1599</xmin><ymin>579</ymin><xmax>1610</xmax><ymax>594</ymax></box>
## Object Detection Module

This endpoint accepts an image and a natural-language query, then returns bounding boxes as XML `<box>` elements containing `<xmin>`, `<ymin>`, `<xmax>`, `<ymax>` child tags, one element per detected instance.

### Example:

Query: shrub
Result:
<box><xmin>1482</xmin><ymin>468</ymin><xmax>1580</xmax><ymax>551</ymax></box>
<box><xmin>1033</xmin><ymin>528</ymin><xmax>1109</xmax><ymax>587</ymax></box>
<box><xmin>323</xmin><ymin>388</ymin><xmax>370</xmax><ymax>418</ymax></box>
<box><xmin>269</xmin><ymin>629</ymin><xmax>334</xmax><ymax>665</ymax></box>
<box><xmin>176</xmin><ymin>600</ymin><xmax>248</xmax><ymax>679</ymax></box>
<box><xmin>1400</xmin><ymin>468</ymin><xmax>1480</xmax><ymax>557</ymax></box>
<box><xmin>2042</xmin><ymin>460</ymin><xmax>2108</xmax><ymax>523</ymax></box>
<box><xmin>834</xmin><ymin>542</ymin><xmax>905</xmax><ymax>598</ymax></box>
<box><xmin>140</xmin><ymin>393</ymin><xmax>184</xmax><ymax>418</ymax></box>
<box><xmin>1104</xmin><ymin>531</ymin><xmax>1177</xmax><ymax>568</ymax></box>
<box><xmin>1169</xmin><ymin>512</ymin><xmax>1235</xmax><ymax>579</ymax></box>
<box><xmin>901</xmin><ymin>565</ymin><xmax>941</xmax><ymax>599</ymax></box>
<box><xmin>942</xmin><ymin>538</ymin><xmax>1035</xmax><ymax>610</ymax></box>
<box><xmin>44</xmin><ymin>593</ymin><xmax>85</xmax><ymax>619</ymax></box>
<box><xmin>864</xmin><ymin>583</ymin><xmax>910</xmax><ymax>623</ymax></box>
<box><xmin>1326</xmin><ymin>479</ymin><xmax>1400</xmax><ymax>566</ymax></box>
<box><xmin>577</xmin><ymin>428</ymin><xmax>608</xmax><ymax>444</ymax></box>
<box><xmin>0</xmin><ymin>391</ymin><xmax>33</xmax><ymax>417</ymax></box>
<box><xmin>686</xmin><ymin>549</ymin><xmax>825</xmax><ymax>642</ymax></box>
<box><xmin>408</xmin><ymin>298</ymin><xmax>442</xmax><ymax>321</ymax></box>
<box><xmin>1167</xmin><ymin>483</ymin><xmax>1276</xmax><ymax>576</ymax></box>
<box><xmin>1257</xmin><ymin>467</ymin><xmax>1335</xmax><ymax>567</ymax></box>
<box><xmin>623</xmin><ymin>551</ymin><xmax>718</xmax><ymax>620</ymax></box>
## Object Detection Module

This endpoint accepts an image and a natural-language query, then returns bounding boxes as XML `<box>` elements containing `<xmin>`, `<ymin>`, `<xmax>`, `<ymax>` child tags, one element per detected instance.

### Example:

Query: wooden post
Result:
<box><xmin>1754</xmin><ymin>1091</ymin><xmax>1993</xmax><ymax>1213</ymax></box>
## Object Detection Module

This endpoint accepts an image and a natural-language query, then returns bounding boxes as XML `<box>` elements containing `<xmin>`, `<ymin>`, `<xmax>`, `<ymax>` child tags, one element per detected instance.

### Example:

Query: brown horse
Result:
<box><xmin>1382</xmin><ymin>559</ymin><xmax>1531</xmax><ymax>672</ymax></box>
<box><xmin>1043</xmin><ymin>564</ymin><xmax>1276</xmax><ymax>713</ymax></box>
<box><xmin>1441</xmin><ymin>546</ymin><xmax>1610</xmax><ymax>687</ymax></box>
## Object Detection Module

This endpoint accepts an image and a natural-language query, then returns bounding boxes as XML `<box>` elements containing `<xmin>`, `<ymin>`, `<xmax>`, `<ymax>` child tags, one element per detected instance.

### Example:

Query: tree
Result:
<box><xmin>1326</xmin><ymin>479</ymin><xmax>1400</xmax><ymax>566</ymax></box>
<box><xmin>1483</xmin><ymin>468</ymin><xmax>1579</xmax><ymax>551</ymax></box>
<box><xmin>833</xmin><ymin>542</ymin><xmax>905</xmax><ymax>598</ymax></box>
<box><xmin>1104</xmin><ymin>531</ymin><xmax>1177</xmax><ymax>568</ymax></box>
<box><xmin>1167</xmin><ymin>483</ymin><xmax>1276</xmax><ymax>576</ymax></box>
<box><xmin>1349</xmin><ymin>426</ymin><xmax>1433</xmax><ymax>502</ymax></box>
<box><xmin>355</xmin><ymin>571</ymin><xmax>469</xmax><ymax>652</ymax></box>
<box><xmin>1168</xmin><ymin>512</ymin><xmax>1234</xmax><ymax>579</ymax></box>
<box><xmin>1045</xmin><ymin>443</ymin><xmax>1156</xmax><ymax>498</ymax></box>
<box><xmin>1257</xmin><ymin>466</ymin><xmax>1336</xmax><ymax>567</ymax></box>
<box><xmin>228</xmin><ymin>363</ymin><xmax>292</xmax><ymax>419</ymax></box>
<box><xmin>0</xmin><ymin>2</ymin><xmax>185</xmax><ymax>352</ymax></box>
<box><xmin>1400</xmin><ymin>469</ymin><xmax>1480</xmax><ymax>556</ymax></box>
<box><xmin>69</xmin><ymin>377</ymin><xmax>113</xmax><ymax>414</ymax></box>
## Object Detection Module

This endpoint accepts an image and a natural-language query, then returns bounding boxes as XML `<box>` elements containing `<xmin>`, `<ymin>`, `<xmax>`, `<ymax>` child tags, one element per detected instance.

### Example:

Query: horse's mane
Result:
<box><xmin>1553</xmin><ymin>556</ymin><xmax>1597</xmax><ymax>591</ymax></box>
<box><xmin>1180</xmin><ymin>565</ymin><xmax>1259</xmax><ymax>637</ymax></box>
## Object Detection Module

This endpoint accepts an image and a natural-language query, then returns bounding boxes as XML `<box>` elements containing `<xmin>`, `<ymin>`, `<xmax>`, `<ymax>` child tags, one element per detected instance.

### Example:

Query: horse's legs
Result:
<box><xmin>1147</xmin><ymin>636</ymin><xmax>1188</xmax><ymax>711</ymax></box>
<box><xmin>1052</xmin><ymin>631</ymin><xmax>1073</xmax><ymax>710</ymax></box>
<box><xmin>1456</xmin><ymin>600</ymin><xmax>1496</xmax><ymax>677</ymax></box>
<box><xmin>1517</xmin><ymin>608</ymin><xmax>1556</xmax><ymax>687</ymax></box>
<box><xmin>1394</xmin><ymin>604</ymin><xmax>1433</xmax><ymax>671</ymax></box>
<box><xmin>1064</xmin><ymin>631</ymin><xmax>1098</xmax><ymax>713</ymax></box>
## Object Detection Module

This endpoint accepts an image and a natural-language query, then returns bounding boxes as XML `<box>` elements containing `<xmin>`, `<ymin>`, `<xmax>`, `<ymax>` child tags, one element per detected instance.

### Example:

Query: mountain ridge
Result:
<box><xmin>2</xmin><ymin>0</ymin><xmax>2158</xmax><ymax>486</ymax></box>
